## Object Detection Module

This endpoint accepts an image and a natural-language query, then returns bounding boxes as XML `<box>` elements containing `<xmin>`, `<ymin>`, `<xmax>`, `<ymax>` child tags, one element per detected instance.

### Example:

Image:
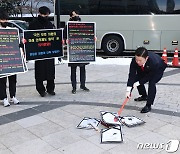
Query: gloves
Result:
<box><xmin>126</xmin><ymin>91</ymin><xmax>131</xmax><ymax>98</ymax></box>
<box><xmin>133</xmin><ymin>81</ymin><xmax>140</xmax><ymax>88</ymax></box>
<box><xmin>125</xmin><ymin>87</ymin><xmax>132</xmax><ymax>98</ymax></box>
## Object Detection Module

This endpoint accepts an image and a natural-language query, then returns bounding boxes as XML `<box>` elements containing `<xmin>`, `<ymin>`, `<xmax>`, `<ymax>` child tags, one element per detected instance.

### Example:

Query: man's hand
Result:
<box><xmin>22</xmin><ymin>38</ymin><xmax>27</xmax><ymax>44</ymax></box>
<box><xmin>125</xmin><ymin>91</ymin><xmax>131</xmax><ymax>98</ymax></box>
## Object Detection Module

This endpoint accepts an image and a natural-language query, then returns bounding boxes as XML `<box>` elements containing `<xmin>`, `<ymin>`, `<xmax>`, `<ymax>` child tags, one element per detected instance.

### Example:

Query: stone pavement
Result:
<box><xmin>0</xmin><ymin>58</ymin><xmax>180</xmax><ymax>154</ymax></box>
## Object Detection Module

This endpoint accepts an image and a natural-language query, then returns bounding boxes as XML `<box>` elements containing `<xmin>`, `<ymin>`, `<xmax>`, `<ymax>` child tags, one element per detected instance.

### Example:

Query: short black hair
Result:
<box><xmin>69</xmin><ymin>10</ymin><xmax>80</xmax><ymax>17</ymax></box>
<box><xmin>0</xmin><ymin>8</ymin><xmax>8</xmax><ymax>20</ymax></box>
<box><xmin>69</xmin><ymin>11</ymin><xmax>81</xmax><ymax>21</ymax></box>
<box><xmin>69</xmin><ymin>11</ymin><xmax>75</xmax><ymax>17</ymax></box>
<box><xmin>135</xmin><ymin>47</ymin><xmax>148</xmax><ymax>58</ymax></box>
<box><xmin>39</xmin><ymin>6</ymin><xmax>51</xmax><ymax>15</ymax></box>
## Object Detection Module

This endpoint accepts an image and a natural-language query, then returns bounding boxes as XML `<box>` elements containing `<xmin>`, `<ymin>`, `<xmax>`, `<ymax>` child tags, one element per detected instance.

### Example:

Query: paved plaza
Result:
<box><xmin>0</xmin><ymin>58</ymin><xmax>180</xmax><ymax>154</ymax></box>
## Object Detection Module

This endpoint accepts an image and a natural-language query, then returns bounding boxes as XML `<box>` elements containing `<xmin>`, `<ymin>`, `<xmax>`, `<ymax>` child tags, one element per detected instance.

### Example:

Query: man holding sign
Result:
<box><xmin>66</xmin><ymin>11</ymin><xmax>90</xmax><ymax>94</ymax></box>
<box><xmin>28</xmin><ymin>6</ymin><xmax>56</xmax><ymax>97</ymax></box>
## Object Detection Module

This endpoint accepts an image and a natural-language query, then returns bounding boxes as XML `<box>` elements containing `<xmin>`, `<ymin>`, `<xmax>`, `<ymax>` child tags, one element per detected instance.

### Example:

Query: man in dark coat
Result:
<box><xmin>66</xmin><ymin>11</ymin><xmax>90</xmax><ymax>94</ymax></box>
<box><xmin>28</xmin><ymin>6</ymin><xmax>55</xmax><ymax>97</ymax></box>
<box><xmin>126</xmin><ymin>47</ymin><xmax>167</xmax><ymax>113</ymax></box>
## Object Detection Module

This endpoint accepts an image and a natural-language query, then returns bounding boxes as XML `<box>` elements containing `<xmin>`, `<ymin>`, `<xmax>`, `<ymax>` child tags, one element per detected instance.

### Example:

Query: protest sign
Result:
<box><xmin>67</xmin><ymin>22</ymin><xmax>96</xmax><ymax>63</ymax></box>
<box><xmin>0</xmin><ymin>28</ymin><xmax>26</xmax><ymax>75</ymax></box>
<box><xmin>24</xmin><ymin>29</ymin><xmax>63</xmax><ymax>61</ymax></box>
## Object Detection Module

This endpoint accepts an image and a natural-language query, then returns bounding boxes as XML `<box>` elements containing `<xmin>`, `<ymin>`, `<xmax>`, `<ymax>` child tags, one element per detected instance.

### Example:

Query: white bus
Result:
<box><xmin>54</xmin><ymin>0</ymin><xmax>180</xmax><ymax>56</ymax></box>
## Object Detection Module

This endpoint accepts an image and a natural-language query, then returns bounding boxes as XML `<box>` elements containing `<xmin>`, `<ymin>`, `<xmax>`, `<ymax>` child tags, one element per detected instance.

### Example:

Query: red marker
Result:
<box><xmin>114</xmin><ymin>88</ymin><xmax>133</xmax><ymax>122</ymax></box>
<box><xmin>114</xmin><ymin>97</ymin><xmax>130</xmax><ymax>122</ymax></box>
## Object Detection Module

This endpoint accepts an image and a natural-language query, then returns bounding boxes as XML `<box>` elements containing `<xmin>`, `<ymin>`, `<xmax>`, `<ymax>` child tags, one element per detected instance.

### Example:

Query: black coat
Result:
<box><xmin>127</xmin><ymin>51</ymin><xmax>167</xmax><ymax>87</ymax></box>
<box><xmin>28</xmin><ymin>15</ymin><xmax>55</xmax><ymax>80</ymax></box>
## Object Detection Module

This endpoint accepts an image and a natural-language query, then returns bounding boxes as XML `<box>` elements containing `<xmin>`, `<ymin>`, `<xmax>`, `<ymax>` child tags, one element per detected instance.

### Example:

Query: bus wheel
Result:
<box><xmin>102</xmin><ymin>35</ymin><xmax>124</xmax><ymax>56</ymax></box>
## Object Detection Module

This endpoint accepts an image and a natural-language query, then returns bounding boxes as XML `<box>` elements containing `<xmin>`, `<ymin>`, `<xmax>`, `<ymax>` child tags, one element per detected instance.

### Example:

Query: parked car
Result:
<box><xmin>7</xmin><ymin>20</ymin><xmax>28</xmax><ymax>39</ymax></box>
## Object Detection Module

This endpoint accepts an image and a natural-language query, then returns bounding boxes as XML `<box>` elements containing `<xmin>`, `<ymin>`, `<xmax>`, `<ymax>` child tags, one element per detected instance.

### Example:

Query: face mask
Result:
<box><xmin>43</xmin><ymin>16</ymin><xmax>48</xmax><ymax>19</ymax></box>
<box><xmin>70</xmin><ymin>16</ymin><xmax>81</xmax><ymax>21</ymax></box>
<box><xmin>0</xmin><ymin>22</ymin><xmax>8</xmax><ymax>28</ymax></box>
<box><xmin>39</xmin><ymin>15</ymin><xmax>49</xmax><ymax>22</ymax></box>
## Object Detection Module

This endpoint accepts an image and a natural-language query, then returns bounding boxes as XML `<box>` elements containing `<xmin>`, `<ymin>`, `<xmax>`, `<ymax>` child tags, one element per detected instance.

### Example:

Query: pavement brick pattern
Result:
<box><xmin>0</xmin><ymin>60</ymin><xmax>180</xmax><ymax>154</ymax></box>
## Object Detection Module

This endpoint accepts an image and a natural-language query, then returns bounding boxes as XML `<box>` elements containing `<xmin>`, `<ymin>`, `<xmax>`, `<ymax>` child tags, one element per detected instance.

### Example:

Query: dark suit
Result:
<box><xmin>127</xmin><ymin>51</ymin><xmax>167</xmax><ymax>105</ymax></box>
<box><xmin>28</xmin><ymin>15</ymin><xmax>55</xmax><ymax>94</ymax></box>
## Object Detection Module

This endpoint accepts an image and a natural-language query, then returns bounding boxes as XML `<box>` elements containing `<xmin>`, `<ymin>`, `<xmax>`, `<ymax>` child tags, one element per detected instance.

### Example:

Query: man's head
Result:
<box><xmin>39</xmin><ymin>6</ymin><xmax>51</xmax><ymax>17</ymax></box>
<box><xmin>135</xmin><ymin>47</ymin><xmax>149</xmax><ymax>66</ymax></box>
<box><xmin>69</xmin><ymin>11</ymin><xmax>81</xmax><ymax>21</ymax></box>
<box><xmin>0</xmin><ymin>8</ymin><xmax>9</xmax><ymax>28</ymax></box>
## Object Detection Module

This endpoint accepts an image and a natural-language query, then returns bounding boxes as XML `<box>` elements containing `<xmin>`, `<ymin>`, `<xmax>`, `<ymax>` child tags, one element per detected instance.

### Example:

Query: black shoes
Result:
<box><xmin>80</xmin><ymin>86</ymin><xmax>90</xmax><ymax>92</ymax></box>
<box><xmin>72</xmin><ymin>89</ymin><xmax>76</xmax><ymax>94</ymax></box>
<box><xmin>141</xmin><ymin>105</ymin><xmax>151</xmax><ymax>113</ymax></box>
<box><xmin>40</xmin><ymin>92</ymin><xmax>47</xmax><ymax>97</ymax></box>
<box><xmin>40</xmin><ymin>91</ymin><xmax>55</xmax><ymax>97</ymax></box>
<box><xmin>134</xmin><ymin>96</ymin><xmax>151</xmax><ymax>113</ymax></box>
<box><xmin>134</xmin><ymin>96</ymin><xmax>147</xmax><ymax>101</ymax></box>
<box><xmin>47</xmin><ymin>91</ymin><xmax>56</xmax><ymax>95</ymax></box>
<box><xmin>72</xmin><ymin>87</ymin><xmax>90</xmax><ymax>94</ymax></box>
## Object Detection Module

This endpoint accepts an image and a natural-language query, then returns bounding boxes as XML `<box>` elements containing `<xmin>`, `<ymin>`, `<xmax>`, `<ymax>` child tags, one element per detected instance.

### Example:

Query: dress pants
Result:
<box><xmin>137</xmin><ymin>70</ymin><xmax>164</xmax><ymax>105</ymax></box>
<box><xmin>0</xmin><ymin>75</ymin><xmax>17</xmax><ymax>100</ymax></box>
<box><xmin>35</xmin><ymin>79</ymin><xmax>55</xmax><ymax>94</ymax></box>
<box><xmin>71</xmin><ymin>66</ymin><xmax>86</xmax><ymax>89</ymax></box>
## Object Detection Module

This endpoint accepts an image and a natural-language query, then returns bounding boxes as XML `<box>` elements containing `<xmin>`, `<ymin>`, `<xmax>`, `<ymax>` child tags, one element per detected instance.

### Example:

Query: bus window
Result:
<box><xmin>124</xmin><ymin>0</ymin><xmax>153</xmax><ymax>15</ymax></box>
<box><xmin>60</xmin><ymin>0</ymin><xmax>89</xmax><ymax>15</ymax></box>
<box><xmin>98</xmin><ymin>0</ymin><xmax>126</xmax><ymax>15</ymax></box>
<box><xmin>56</xmin><ymin>0</ymin><xmax>180</xmax><ymax>55</ymax></box>
<box><xmin>93</xmin><ymin>0</ymin><xmax>150</xmax><ymax>15</ymax></box>
<box><xmin>148</xmin><ymin>0</ymin><xmax>162</xmax><ymax>14</ymax></box>
<box><xmin>167</xmin><ymin>0</ymin><xmax>175</xmax><ymax>13</ymax></box>
<box><xmin>150</xmin><ymin>0</ymin><xmax>179</xmax><ymax>14</ymax></box>
<box><xmin>169</xmin><ymin>0</ymin><xmax>180</xmax><ymax>14</ymax></box>
<box><xmin>88</xmin><ymin>0</ymin><xmax>100</xmax><ymax>14</ymax></box>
